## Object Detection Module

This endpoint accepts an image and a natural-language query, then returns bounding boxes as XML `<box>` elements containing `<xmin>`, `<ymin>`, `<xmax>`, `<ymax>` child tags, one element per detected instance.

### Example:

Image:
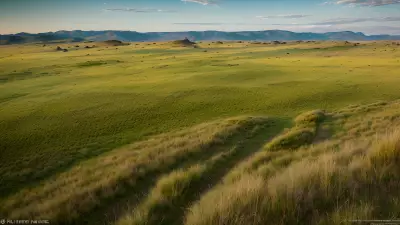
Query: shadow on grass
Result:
<box><xmin>67</xmin><ymin>117</ymin><xmax>289</xmax><ymax>225</ymax></box>
<box><xmin>0</xmin><ymin>143</ymin><xmax>104</xmax><ymax>196</ymax></box>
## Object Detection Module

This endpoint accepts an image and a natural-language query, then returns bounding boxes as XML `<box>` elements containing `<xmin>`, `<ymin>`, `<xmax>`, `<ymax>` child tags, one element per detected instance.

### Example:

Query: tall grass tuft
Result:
<box><xmin>185</xmin><ymin>129</ymin><xmax>400</xmax><ymax>225</ymax></box>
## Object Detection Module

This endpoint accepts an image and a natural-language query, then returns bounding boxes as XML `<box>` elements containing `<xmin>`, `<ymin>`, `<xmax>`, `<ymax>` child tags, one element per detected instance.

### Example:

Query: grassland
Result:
<box><xmin>0</xmin><ymin>40</ymin><xmax>400</xmax><ymax>224</ymax></box>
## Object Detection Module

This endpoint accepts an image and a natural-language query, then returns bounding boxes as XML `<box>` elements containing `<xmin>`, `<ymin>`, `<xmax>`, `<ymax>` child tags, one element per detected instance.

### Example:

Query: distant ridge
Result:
<box><xmin>1</xmin><ymin>30</ymin><xmax>399</xmax><ymax>45</ymax></box>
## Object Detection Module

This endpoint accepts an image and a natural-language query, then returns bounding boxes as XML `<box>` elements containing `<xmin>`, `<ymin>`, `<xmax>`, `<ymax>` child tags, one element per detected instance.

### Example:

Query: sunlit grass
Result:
<box><xmin>0</xmin><ymin>41</ymin><xmax>399</xmax><ymax>224</ymax></box>
<box><xmin>185</xmin><ymin>129</ymin><xmax>400</xmax><ymax>225</ymax></box>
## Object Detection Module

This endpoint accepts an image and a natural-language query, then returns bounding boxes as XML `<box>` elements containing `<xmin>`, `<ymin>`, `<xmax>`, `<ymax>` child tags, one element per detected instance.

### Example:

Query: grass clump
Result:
<box><xmin>223</xmin><ymin>150</ymin><xmax>286</xmax><ymax>183</ymax></box>
<box><xmin>185</xmin><ymin>174</ymin><xmax>267</xmax><ymax>225</ymax></box>
<box><xmin>265</xmin><ymin>127</ymin><xmax>315</xmax><ymax>151</ymax></box>
<box><xmin>264</xmin><ymin>110</ymin><xmax>325</xmax><ymax>151</ymax></box>
<box><xmin>294</xmin><ymin>109</ymin><xmax>325</xmax><ymax>127</ymax></box>
<box><xmin>368</xmin><ymin>130</ymin><xmax>400</xmax><ymax>171</ymax></box>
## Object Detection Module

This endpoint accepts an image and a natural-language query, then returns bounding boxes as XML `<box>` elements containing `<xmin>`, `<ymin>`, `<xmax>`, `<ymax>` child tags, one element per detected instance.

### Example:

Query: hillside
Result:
<box><xmin>2</xmin><ymin>99</ymin><xmax>400</xmax><ymax>224</ymax></box>
<box><xmin>0</xmin><ymin>40</ymin><xmax>400</xmax><ymax>224</ymax></box>
<box><xmin>1</xmin><ymin>30</ymin><xmax>399</xmax><ymax>45</ymax></box>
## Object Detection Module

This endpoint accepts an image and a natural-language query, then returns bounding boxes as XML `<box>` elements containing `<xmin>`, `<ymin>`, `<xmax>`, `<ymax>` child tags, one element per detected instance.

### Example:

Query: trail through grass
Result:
<box><xmin>116</xmin><ymin>119</ymin><xmax>284</xmax><ymax>225</ymax></box>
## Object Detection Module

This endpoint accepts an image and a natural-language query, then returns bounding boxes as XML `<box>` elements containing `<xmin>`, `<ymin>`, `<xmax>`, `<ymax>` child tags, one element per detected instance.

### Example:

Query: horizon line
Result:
<box><xmin>1</xmin><ymin>29</ymin><xmax>400</xmax><ymax>36</ymax></box>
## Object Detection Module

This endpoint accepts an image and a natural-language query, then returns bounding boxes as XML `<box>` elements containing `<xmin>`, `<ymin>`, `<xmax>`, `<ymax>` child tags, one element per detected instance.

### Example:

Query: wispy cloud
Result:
<box><xmin>105</xmin><ymin>8</ymin><xmax>177</xmax><ymax>13</ymax></box>
<box><xmin>174</xmin><ymin>22</ymin><xmax>254</xmax><ymax>25</ymax></box>
<box><xmin>273</xmin><ymin>24</ymin><xmax>400</xmax><ymax>35</ymax></box>
<box><xmin>334</xmin><ymin>0</ymin><xmax>400</xmax><ymax>6</ymax></box>
<box><xmin>174</xmin><ymin>23</ymin><xmax>226</xmax><ymax>25</ymax></box>
<box><xmin>174</xmin><ymin>16</ymin><xmax>400</xmax><ymax>27</ymax></box>
<box><xmin>181</xmin><ymin>0</ymin><xmax>218</xmax><ymax>5</ymax></box>
<box><xmin>314</xmin><ymin>16</ymin><xmax>400</xmax><ymax>25</ymax></box>
<box><xmin>270</xmin><ymin>24</ymin><xmax>333</xmax><ymax>28</ymax></box>
<box><xmin>256</xmin><ymin>15</ymin><xmax>310</xmax><ymax>19</ymax></box>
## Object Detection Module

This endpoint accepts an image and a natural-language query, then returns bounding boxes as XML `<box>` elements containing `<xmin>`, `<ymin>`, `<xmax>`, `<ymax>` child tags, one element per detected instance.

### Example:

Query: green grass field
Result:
<box><xmin>0</xmin><ymin>40</ymin><xmax>400</xmax><ymax>224</ymax></box>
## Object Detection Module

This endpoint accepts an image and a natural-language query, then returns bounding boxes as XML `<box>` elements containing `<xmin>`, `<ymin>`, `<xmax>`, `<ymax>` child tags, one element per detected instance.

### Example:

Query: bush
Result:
<box><xmin>265</xmin><ymin>128</ymin><xmax>315</xmax><ymax>151</ymax></box>
<box><xmin>294</xmin><ymin>110</ymin><xmax>325</xmax><ymax>126</ymax></box>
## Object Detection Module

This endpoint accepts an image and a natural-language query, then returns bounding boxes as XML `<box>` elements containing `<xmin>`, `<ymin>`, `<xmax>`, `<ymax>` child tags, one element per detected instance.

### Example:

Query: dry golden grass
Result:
<box><xmin>184</xmin><ymin>129</ymin><xmax>400</xmax><ymax>225</ymax></box>
<box><xmin>265</xmin><ymin>127</ymin><xmax>316</xmax><ymax>150</ymax></box>
<box><xmin>294</xmin><ymin>109</ymin><xmax>325</xmax><ymax>126</ymax></box>
<box><xmin>222</xmin><ymin>150</ymin><xmax>286</xmax><ymax>183</ymax></box>
<box><xmin>331</xmin><ymin>100</ymin><xmax>400</xmax><ymax>141</ymax></box>
<box><xmin>264</xmin><ymin>110</ymin><xmax>326</xmax><ymax>151</ymax></box>
<box><xmin>0</xmin><ymin>116</ymin><xmax>268</xmax><ymax>223</ymax></box>
<box><xmin>185</xmin><ymin>174</ymin><xmax>268</xmax><ymax>225</ymax></box>
<box><xmin>118</xmin><ymin>164</ymin><xmax>207</xmax><ymax>225</ymax></box>
<box><xmin>3</xmin><ymin>100</ymin><xmax>400</xmax><ymax>225</ymax></box>
<box><xmin>116</xmin><ymin>116</ymin><xmax>279</xmax><ymax>225</ymax></box>
<box><xmin>117</xmin><ymin>146</ymin><xmax>240</xmax><ymax>225</ymax></box>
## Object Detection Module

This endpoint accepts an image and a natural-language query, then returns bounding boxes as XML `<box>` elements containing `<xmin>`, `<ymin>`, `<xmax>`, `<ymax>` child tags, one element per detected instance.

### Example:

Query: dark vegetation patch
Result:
<box><xmin>56</xmin><ymin>46</ymin><xmax>68</xmax><ymax>52</ymax></box>
<box><xmin>273</xmin><ymin>41</ymin><xmax>287</xmax><ymax>44</ymax></box>
<box><xmin>0</xmin><ymin>68</ymin><xmax>65</xmax><ymax>83</ymax></box>
<box><xmin>131</xmin><ymin>48</ymin><xmax>197</xmax><ymax>55</ymax></box>
<box><xmin>0</xmin><ymin>93</ymin><xmax>29</xmax><ymax>104</ymax></box>
<box><xmin>152</xmin><ymin>65</ymin><xmax>169</xmax><ymax>69</ymax></box>
<box><xmin>172</xmin><ymin>38</ymin><xmax>196</xmax><ymax>47</ymax></box>
<box><xmin>103</xmin><ymin>40</ymin><xmax>129</xmax><ymax>46</ymax></box>
<box><xmin>211</xmin><ymin>64</ymin><xmax>240</xmax><ymax>67</ymax></box>
<box><xmin>76</xmin><ymin>60</ymin><xmax>123</xmax><ymax>68</ymax></box>
<box><xmin>0</xmin><ymin>71</ymin><xmax>34</xmax><ymax>83</ymax></box>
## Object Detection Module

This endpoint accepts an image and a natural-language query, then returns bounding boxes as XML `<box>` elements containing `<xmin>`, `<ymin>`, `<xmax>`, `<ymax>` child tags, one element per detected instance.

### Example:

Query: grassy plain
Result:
<box><xmin>0</xmin><ymin>40</ymin><xmax>399</xmax><ymax>224</ymax></box>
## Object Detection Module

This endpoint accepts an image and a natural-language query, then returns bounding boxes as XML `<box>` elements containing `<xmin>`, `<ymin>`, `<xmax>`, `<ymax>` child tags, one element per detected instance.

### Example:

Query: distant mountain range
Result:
<box><xmin>1</xmin><ymin>30</ymin><xmax>399</xmax><ymax>45</ymax></box>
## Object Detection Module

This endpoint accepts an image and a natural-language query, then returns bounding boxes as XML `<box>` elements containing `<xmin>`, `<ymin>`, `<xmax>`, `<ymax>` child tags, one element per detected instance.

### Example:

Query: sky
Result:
<box><xmin>0</xmin><ymin>0</ymin><xmax>399</xmax><ymax>35</ymax></box>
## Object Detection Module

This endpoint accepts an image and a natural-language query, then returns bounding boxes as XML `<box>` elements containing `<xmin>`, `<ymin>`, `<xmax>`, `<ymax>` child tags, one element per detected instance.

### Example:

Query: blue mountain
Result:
<box><xmin>1</xmin><ymin>30</ymin><xmax>399</xmax><ymax>45</ymax></box>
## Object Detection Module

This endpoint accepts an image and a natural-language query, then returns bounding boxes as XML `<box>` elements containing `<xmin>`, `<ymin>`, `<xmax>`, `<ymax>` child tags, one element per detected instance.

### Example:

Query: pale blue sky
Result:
<box><xmin>0</xmin><ymin>0</ymin><xmax>399</xmax><ymax>35</ymax></box>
